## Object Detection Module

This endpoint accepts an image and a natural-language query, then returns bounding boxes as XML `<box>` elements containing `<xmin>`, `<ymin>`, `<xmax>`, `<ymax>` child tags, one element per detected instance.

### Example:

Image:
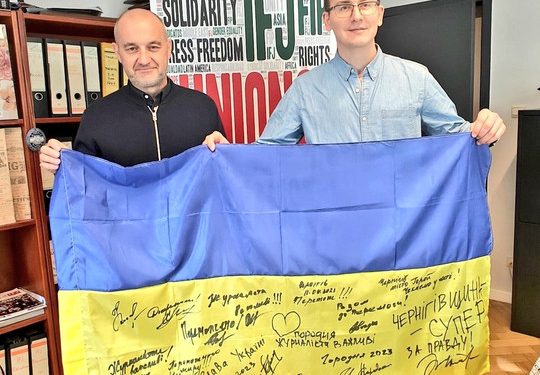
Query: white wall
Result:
<box><xmin>23</xmin><ymin>0</ymin><xmax>128</xmax><ymax>18</ymax></box>
<box><xmin>488</xmin><ymin>0</ymin><xmax>540</xmax><ymax>302</ymax></box>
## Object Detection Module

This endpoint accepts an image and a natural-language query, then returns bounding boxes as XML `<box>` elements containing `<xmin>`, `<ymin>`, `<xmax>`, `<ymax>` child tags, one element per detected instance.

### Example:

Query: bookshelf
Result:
<box><xmin>0</xmin><ymin>9</ymin><xmax>115</xmax><ymax>374</ymax></box>
<box><xmin>0</xmin><ymin>9</ymin><xmax>57</xmax><ymax>374</ymax></box>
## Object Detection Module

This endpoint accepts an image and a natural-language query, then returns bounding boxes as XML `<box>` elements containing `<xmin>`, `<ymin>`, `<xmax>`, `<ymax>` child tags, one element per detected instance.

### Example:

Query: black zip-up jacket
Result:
<box><xmin>74</xmin><ymin>80</ymin><xmax>224</xmax><ymax>167</ymax></box>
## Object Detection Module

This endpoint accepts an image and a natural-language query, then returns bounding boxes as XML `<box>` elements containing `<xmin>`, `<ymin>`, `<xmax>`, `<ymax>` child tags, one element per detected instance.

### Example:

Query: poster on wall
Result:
<box><xmin>150</xmin><ymin>0</ymin><xmax>334</xmax><ymax>143</ymax></box>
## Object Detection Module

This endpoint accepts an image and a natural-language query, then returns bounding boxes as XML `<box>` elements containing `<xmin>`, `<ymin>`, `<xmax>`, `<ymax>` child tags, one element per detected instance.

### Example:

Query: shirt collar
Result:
<box><xmin>331</xmin><ymin>44</ymin><xmax>383</xmax><ymax>82</ymax></box>
<box><xmin>128</xmin><ymin>79</ymin><xmax>172</xmax><ymax>107</ymax></box>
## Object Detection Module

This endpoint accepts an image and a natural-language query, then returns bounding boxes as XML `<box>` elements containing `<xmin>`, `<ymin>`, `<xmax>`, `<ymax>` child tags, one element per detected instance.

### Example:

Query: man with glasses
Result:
<box><xmin>205</xmin><ymin>0</ymin><xmax>505</xmax><ymax>149</ymax></box>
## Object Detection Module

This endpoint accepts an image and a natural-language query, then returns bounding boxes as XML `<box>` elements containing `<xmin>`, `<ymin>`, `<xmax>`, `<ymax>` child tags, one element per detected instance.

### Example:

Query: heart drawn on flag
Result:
<box><xmin>271</xmin><ymin>311</ymin><xmax>301</xmax><ymax>337</ymax></box>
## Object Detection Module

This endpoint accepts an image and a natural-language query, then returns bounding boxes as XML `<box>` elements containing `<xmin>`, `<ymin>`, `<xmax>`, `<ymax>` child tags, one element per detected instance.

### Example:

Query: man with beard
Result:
<box><xmin>40</xmin><ymin>9</ymin><xmax>224</xmax><ymax>170</ymax></box>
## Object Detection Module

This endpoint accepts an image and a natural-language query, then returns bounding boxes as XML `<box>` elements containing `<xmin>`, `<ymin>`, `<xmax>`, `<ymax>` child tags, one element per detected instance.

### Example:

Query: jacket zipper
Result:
<box><xmin>148</xmin><ymin>105</ymin><xmax>161</xmax><ymax>160</ymax></box>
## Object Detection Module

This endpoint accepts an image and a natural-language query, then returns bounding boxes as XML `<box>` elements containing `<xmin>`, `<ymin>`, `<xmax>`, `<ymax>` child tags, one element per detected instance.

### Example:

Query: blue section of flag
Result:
<box><xmin>49</xmin><ymin>133</ymin><xmax>492</xmax><ymax>292</ymax></box>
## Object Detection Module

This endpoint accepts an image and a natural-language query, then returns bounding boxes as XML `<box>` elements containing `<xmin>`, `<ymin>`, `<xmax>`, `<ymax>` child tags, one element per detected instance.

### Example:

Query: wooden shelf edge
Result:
<box><xmin>36</xmin><ymin>117</ymin><xmax>82</xmax><ymax>125</ymax></box>
<box><xmin>0</xmin><ymin>219</ymin><xmax>35</xmax><ymax>231</ymax></box>
<box><xmin>24</xmin><ymin>12</ymin><xmax>116</xmax><ymax>41</ymax></box>
<box><xmin>0</xmin><ymin>119</ymin><xmax>24</xmax><ymax>126</ymax></box>
<box><xmin>24</xmin><ymin>12</ymin><xmax>116</xmax><ymax>26</ymax></box>
<box><xmin>0</xmin><ymin>313</ymin><xmax>47</xmax><ymax>336</ymax></box>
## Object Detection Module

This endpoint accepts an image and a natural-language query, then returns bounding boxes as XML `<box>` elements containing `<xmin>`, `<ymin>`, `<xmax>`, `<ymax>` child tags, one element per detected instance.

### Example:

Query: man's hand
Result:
<box><xmin>471</xmin><ymin>108</ymin><xmax>506</xmax><ymax>145</ymax></box>
<box><xmin>39</xmin><ymin>139</ymin><xmax>68</xmax><ymax>173</ymax></box>
<box><xmin>203</xmin><ymin>131</ymin><xmax>229</xmax><ymax>151</ymax></box>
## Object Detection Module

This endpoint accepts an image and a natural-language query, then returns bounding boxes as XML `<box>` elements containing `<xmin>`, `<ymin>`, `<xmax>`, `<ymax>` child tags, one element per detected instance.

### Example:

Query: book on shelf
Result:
<box><xmin>22</xmin><ymin>5</ymin><xmax>103</xmax><ymax>17</ymax></box>
<box><xmin>0</xmin><ymin>24</ymin><xmax>18</xmax><ymax>120</ymax></box>
<box><xmin>0</xmin><ymin>288</ymin><xmax>46</xmax><ymax>328</ymax></box>
<box><xmin>100</xmin><ymin>42</ymin><xmax>120</xmax><ymax>97</ymax></box>
<box><xmin>0</xmin><ymin>128</ymin><xmax>16</xmax><ymax>226</ymax></box>
<box><xmin>5</xmin><ymin>128</ymin><xmax>31</xmax><ymax>221</ymax></box>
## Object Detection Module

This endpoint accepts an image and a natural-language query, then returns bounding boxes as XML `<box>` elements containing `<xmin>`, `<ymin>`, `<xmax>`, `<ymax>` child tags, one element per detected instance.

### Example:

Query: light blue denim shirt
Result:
<box><xmin>257</xmin><ymin>46</ymin><xmax>470</xmax><ymax>144</ymax></box>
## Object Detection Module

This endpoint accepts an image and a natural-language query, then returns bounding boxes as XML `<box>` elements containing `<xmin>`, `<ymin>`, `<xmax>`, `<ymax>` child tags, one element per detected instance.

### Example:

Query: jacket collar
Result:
<box><xmin>128</xmin><ymin>79</ymin><xmax>172</xmax><ymax>107</ymax></box>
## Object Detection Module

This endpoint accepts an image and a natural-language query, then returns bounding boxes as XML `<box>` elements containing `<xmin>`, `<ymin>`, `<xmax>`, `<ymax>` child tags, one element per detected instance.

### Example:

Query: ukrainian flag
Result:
<box><xmin>50</xmin><ymin>133</ymin><xmax>492</xmax><ymax>374</ymax></box>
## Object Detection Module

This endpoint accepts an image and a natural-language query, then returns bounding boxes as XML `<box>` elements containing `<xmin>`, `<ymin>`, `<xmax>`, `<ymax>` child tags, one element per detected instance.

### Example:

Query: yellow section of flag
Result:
<box><xmin>59</xmin><ymin>256</ymin><xmax>490</xmax><ymax>375</ymax></box>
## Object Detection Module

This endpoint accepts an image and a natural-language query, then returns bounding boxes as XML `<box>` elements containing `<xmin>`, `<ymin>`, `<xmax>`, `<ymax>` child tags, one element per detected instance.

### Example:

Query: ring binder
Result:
<box><xmin>45</xmin><ymin>39</ymin><xmax>69</xmax><ymax>116</ymax></box>
<box><xmin>27</xmin><ymin>38</ymin><xmax>50</xmax><ymax>118</ymax></box>
<box><xmin>81</xmin><ymin>42</ymin><xmax>102</xmax><ymax>106</ymax></box>
<box><xmin>64</xmin><ymin>41</ymin><xmax>87</xmax><ymax>115</ymax></box>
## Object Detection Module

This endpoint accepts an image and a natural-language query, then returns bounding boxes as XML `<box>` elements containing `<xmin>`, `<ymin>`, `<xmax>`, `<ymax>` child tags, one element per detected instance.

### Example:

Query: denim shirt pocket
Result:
<box><xmin>380</xmin><ymin>107</ymin><xmax>421</xmax><ymax>140</ymax></box>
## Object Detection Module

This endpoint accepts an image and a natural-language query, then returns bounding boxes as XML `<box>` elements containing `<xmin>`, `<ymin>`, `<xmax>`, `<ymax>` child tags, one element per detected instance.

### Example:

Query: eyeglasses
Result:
<box><xmin>327</xmin><ymin>1</ymin><xmax>381</xmax><ymax>18</ymax></box>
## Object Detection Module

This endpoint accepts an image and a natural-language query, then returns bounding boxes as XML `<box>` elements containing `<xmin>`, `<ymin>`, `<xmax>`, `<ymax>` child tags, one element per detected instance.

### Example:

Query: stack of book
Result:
<box><xmin>17</xmin><ymin>3</ymin><xmax>102</xmax><ymax>16</ymax></box>
<box><xmin>0</xmin><ymin>288</ymin><xmax>46</xmax><ymax>328</ymax></box>
<box><xmin>124</xmin><ymin>0</ymin><xmax>149</xmax><ymax>10</ymax></box>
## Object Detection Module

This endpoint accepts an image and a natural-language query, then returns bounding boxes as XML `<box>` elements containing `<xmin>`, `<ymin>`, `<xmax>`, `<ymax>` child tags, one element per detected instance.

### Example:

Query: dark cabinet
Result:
<box><xmin>512</xmin><ymin>109</ymin><xmax>540</xmax><ymax>337</ymax></box>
